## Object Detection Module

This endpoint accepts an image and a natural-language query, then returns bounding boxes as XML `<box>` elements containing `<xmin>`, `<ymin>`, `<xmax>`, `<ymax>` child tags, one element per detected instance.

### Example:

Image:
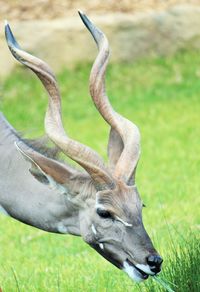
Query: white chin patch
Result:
<box><xmin>123</xmin><ymin>261</ymin><xmax>144</xmax><ymax>283</ymax></box>
<box><xmin>136</xmin><ymin>264</ymin><xmax>155</xmax><ymax>275</ymax></box>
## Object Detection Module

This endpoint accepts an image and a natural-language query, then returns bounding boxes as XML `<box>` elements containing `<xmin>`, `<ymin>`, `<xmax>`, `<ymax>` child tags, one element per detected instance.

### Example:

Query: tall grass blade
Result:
<box><xmin>11</xmin><ymin>267</ymin><xmax>21</xmax><ymax>292</ymax></box>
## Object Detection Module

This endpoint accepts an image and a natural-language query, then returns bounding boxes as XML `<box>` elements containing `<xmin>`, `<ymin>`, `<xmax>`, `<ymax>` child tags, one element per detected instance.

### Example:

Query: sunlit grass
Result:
<box><xmin>0</xmin><ymin>49</ymin><xmax>199</xmax><ymax>291</ymax></box>
<box><xmin>145</xmin><ymin>234</ymin><xmax>200</xmax><ymax>292</ymax></box>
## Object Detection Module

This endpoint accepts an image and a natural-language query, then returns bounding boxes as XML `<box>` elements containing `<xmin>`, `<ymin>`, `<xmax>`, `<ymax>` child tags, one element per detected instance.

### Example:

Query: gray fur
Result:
<box><xmin>0</xmin><ymin>113</ymin><xmax>81</xmax><ymax>235</ymax></box>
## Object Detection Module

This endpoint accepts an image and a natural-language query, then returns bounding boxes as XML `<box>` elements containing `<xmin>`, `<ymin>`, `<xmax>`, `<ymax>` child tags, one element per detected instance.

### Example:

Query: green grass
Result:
<box><xmin>0</xmin><ymin>49</ymin><xmax>199</xmax><ymax>291</ymax></box>
<box><xmin>146</xmin><ymin>234</ymin><xmax>200</xmax><ymax>292</ymax></box>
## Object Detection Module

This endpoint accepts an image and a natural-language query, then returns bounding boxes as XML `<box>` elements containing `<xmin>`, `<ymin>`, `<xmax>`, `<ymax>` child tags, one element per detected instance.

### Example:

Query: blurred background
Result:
<box><xmin>1</xmin><ymin>0</ymin><xmax>200</xmax><ymax>77</ymax></box>
<box><xmin>0</xmin><ymin>1</ymin><xmax>199</xmax><ymax>291</ymax></box>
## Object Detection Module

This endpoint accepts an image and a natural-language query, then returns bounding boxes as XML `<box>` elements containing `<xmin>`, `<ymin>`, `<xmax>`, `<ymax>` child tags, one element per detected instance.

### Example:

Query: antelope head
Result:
<box><xmin>5</xmin><ymin>11</ymin><xmax>163</xmax><ymax>282</ymax></box>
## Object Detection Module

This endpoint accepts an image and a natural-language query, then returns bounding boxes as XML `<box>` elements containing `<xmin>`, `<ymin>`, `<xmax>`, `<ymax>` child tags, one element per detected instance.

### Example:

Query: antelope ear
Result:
<box><xmin>15</xmin><ymin>141</ymin><xmax>74</xmax><ymax>187</ymax></box>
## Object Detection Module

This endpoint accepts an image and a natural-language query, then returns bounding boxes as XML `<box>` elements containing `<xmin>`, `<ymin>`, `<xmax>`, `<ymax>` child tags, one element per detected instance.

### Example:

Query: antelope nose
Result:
<box><xmin>147</xmin><ymin>255</ymin><xmax>163</xmax><ymax>274</ymax></box>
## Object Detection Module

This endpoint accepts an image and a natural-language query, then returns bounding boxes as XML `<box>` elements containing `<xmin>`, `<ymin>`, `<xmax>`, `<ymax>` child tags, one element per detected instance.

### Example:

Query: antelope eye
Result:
<box><xmin>96</xmin><ymin>208</ymin><xmax>112</xmax><ymax>219</ymax></box>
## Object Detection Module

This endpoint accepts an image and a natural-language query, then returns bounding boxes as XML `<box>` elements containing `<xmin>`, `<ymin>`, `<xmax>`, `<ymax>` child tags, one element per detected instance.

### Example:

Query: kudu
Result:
<box><xmin>0</xmin><ymin>12</ymin><xmax>163</xmax><ymax>282</ymax></box>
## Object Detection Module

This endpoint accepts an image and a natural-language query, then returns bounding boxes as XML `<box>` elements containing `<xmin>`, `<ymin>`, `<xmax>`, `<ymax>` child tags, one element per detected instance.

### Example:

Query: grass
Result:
<box><xmin>0</xmin><ymin>48</ymin><xmax>199</xmax><ymax>291</ymax></box>
<box><xmin>146</xmin><ymin>234</ymin><xmax>200</xmax><ymax>292</ymax></box>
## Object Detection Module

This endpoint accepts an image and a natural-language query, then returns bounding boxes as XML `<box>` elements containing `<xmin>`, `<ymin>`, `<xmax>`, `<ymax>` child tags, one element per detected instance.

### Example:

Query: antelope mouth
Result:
<box><xmin>132</xmin><ymin>265</ymin><xmax>149</xmax><ymax>279</ymax></box>
<box><xmin>123</xmin><ymin>259</ymin><xmax>149</xmax><ymax>282</ymax></box>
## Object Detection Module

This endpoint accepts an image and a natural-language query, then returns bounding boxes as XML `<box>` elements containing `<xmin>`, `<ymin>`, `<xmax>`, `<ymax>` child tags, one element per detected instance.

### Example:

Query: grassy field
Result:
<box><xmin>0</xmin><ymin>49</ymin><xmax>199</xmax><ymax>291</ymax></box>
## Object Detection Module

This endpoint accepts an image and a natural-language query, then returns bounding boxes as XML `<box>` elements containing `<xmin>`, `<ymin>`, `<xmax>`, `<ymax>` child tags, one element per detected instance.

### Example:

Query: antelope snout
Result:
<box><xmin>146</xmin><ymin>254</ymin><xmax>163</xmax><ymax>274</ymax></box>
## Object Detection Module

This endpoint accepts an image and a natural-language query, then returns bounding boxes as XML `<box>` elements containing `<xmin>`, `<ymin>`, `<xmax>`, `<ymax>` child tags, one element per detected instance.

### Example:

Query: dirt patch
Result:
<box><xmin>1</xmin><ymin>0</ymin><xmax>200</xmax><ymax>20</ymax></box>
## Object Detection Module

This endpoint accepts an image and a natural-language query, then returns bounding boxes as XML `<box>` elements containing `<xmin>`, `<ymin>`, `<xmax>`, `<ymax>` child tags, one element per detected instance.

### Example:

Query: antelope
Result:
<box><xmin>0</xmin><ymin>11</ymin><xmax>163</xmax><ymax>282</ymax></box>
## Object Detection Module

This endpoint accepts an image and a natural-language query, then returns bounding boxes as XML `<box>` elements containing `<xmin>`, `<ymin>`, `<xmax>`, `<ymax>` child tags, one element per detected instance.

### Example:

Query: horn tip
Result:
<box><xmin>78</xmin><ymin>10</ymin><xmax>84</xmax><ymax>16</ymax></box>
<box><xmin>5</xmin><ymin>20</ymin><xmax>20</xmax><ymax>50</ymax></box>
<box><xmin>78</xmin><ymin>10</ymin><xmax>103</xmax><ymax>47</ymax></box>
<box><xmin>5</xmin><ymin>20</ymin><xmax>13</xmax><ymax>43</ymax></box>
<box><xmin>78</xmin><ymin>9</ymin><xmax>89</xmax><ymax>26</ymax></box>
